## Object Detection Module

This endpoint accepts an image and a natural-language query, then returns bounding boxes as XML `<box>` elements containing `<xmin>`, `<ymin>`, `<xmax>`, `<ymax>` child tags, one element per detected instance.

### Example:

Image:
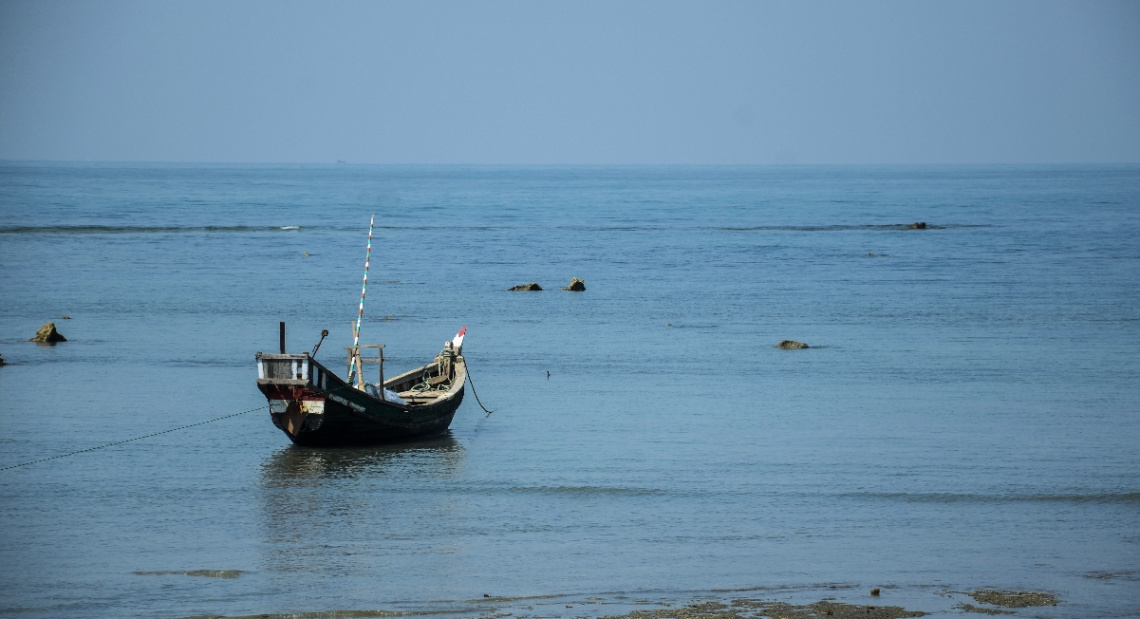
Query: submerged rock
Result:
<box><xmin>508</xmin><ymin>282</ymin><xmax>543</xmax><ymax>291</ymax></box>
<box><xmin>596</xmin><ymin>599</ymin><xmax>925</xmax><ymax>619</ymax></box>
<box><xmin>968</xmin><ymin>590</ymin><xmax>1058</xmax><ymax>608</ymax></box>
<box><xmin>778</xmin><ymin>340</ymin><xmax>809</xmax><ymax>349</ymax></box>
<box><xmin>909</xmin><ymin>222</ymin><xmax>927</xmax><ymax>229</ymax></box>
<box><xmin>958</xmin><ymin>604</ymin><xmax>1014</xmax><ymax>615</ymax></box>
<box><xmin>29</xmin><ymin>322</ymin><xmax>67</xmax><ymax>343</ymax></box>
<box><xmin>134</xmin><ymin>569</ymin><xmax>243</xmax><ymax>579</ymax></box>
<box><xmin>563</xmin><ymin>277</ymin><xmax>586</xmax><ymax>291</ymax></box>
<box><xmin>184</xmin><ymin>569</ymin><xmax>242</xmax><ymax>579</ymax></box>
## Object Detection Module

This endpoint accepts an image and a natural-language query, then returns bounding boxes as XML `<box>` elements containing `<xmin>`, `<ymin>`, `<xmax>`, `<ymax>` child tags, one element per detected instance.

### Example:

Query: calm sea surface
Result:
<box><xmin>0</xmin><ymin>164</ymin><xmax>1137</xmax><ymax>618</ymax></box>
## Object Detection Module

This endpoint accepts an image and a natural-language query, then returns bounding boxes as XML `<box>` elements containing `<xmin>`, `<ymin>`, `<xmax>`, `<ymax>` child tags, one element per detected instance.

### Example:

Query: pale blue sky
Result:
<box><xmin>1</xmin><ymin>0</ymin><xmax>1137</xmax><ymax>164</ymax></box>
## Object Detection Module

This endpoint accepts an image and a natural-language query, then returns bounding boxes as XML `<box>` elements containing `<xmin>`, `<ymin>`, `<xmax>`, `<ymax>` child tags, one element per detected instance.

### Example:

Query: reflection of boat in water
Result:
<box><xmin>257</xmin><ymin>437</ymin><xmax>467</xmax><ymax>575</ymax></box>
<box><xmin>260</xmin><ymin>435</ymin><xmax>465</xmax><ymax>483</ymax></box>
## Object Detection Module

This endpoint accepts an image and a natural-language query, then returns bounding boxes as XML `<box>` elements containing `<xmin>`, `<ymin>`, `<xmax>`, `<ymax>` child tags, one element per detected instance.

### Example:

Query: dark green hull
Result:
<box><xmin>256</xmin><ymin>352</ymin><xmax>466</xmax><ymax>447</ymax></box>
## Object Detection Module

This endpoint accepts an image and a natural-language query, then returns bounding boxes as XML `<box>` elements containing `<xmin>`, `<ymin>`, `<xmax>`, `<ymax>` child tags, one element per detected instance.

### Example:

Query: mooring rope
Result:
<box><xmin>0</xmin><ymin>402</ymin><xmax>268</xmax><ymax>473</ymax></box>
<box><xmin>464</xmin><ymin>358</ymin><xmax>497</xmax><ymax>415</ymax></box>
<box><xmin>0</xmin><ymin>361</ymin><xmax>497</xmax><ymax>472</ymax></box>
<box><xmin>0</xmin><ymin>381</ymin><xmax>358</xmax><ymax>473</ymax></box>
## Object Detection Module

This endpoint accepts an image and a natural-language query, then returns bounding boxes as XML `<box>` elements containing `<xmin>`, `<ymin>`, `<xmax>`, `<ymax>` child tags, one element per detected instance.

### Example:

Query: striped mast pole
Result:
<box><xmin>347</xmin><ymin>214</ymin><xmax>375</xmax><ymax>388</ymax></box>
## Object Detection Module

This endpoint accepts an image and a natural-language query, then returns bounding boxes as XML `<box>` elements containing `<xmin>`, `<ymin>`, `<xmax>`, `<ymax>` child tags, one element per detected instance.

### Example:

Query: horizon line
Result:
<box><xmin>3</xmin><ymin>159</ymin><xmax>1140</xmax><ymax>167</ymax></box>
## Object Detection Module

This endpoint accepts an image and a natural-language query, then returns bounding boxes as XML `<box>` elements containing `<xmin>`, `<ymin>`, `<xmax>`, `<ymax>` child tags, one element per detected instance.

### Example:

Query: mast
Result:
<box><xmin>347</xmin><ymin>214</ymin><xmax>375</xmax><ymax>387</ymax></box>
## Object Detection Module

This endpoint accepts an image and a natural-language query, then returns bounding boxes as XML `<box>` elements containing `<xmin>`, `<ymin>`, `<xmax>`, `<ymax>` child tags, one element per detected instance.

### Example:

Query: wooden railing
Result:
<box><xmin>345</xmin><ymin>344</ymin><xmax>385</xmax><ymax>389</ymax></box>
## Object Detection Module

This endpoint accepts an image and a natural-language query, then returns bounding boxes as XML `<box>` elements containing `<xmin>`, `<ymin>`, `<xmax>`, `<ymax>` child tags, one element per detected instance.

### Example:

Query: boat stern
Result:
<box><xmin>256</xmin><ymin>352</ymin><xmax>334</xmax><ymax>438</ymax></box>
<box><xmin>268</xmin><ymin>397</ymin><xmax>325</xmax><ymax>436</ymax></box>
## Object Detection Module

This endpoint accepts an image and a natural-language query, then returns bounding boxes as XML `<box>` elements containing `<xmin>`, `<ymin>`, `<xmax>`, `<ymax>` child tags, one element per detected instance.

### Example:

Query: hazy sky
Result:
<box><xmin>1</xmin><ymin>0</ymin><xmax>1138</xmax><ymax>164</ymax></box>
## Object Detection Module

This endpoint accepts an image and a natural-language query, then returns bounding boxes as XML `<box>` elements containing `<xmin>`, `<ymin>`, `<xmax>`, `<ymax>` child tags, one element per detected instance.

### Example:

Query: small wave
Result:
<box><xmin>843</xmin><ymin>491</ymin><xmax>1140</xmax><ymax>504</ymax></box>
<box><xmin>135</xmin><ymin>569</ymin><xmax>243</xmax><ymax>579</ymax></box>
<box><xmin>176</xmin><ymin>610</ymin><xmax>467</xmax><ymax>619</ymax></box>
<box><xmin>470</xmin><ymin>593</ymin><xmax>572</xmax><ymax>603</ymax></box>
<box><xmin>164</xmin><ymin>359</ymin><xmax>247</xmax><ymax>368</ymax></box>
<box><xmin>713</xmin><ymin>223</ymin><xmax>987</xmax><ymax>232</ymax></box>
<box><xmin>477</xmin><ymin>484</ymin><xmax>672</xmax><ymax>497</ymax></box>
<box><xmin>0</xmin><ymin>225</ymin><xmax>308</xmax><ymax>235</ymax></box>
<box><xmin>553</xmin><ymin>224</ymin><xmax>668</xmax><ymax>232</ymax></box>
<box><xmin>711</xmin><ymin>583</ymin><xmax>858</xmax><ymax>594</ymax></box>
<box><xmin>1083</xmin><ymin>570</ymin><xmax>1137</xmax><ymax>581</ymax></box>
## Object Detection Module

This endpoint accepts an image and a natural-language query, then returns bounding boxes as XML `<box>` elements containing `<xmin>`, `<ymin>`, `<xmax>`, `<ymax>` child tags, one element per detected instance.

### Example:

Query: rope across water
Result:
<box><xmin>1</xmin><ymin>361</ymin><xmax>496</xmax><ymax>472</ymax></box>
<box><xmin>0</xmin><ymin>403</ymin><xmax>267</xmax><ymax>473</ymax></box>
<box><xmin>0</xmin><ymin>383</ymin><xmax>349</xmax><ymax>473</ymax></box>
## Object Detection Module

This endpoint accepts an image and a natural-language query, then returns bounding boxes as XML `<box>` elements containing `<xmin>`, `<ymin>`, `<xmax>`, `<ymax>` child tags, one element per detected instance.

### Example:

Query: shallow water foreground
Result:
<box><xmin>154</xmin><ymin>584</ymin><xmax>1078</xmax><ymax>619</ymax></box>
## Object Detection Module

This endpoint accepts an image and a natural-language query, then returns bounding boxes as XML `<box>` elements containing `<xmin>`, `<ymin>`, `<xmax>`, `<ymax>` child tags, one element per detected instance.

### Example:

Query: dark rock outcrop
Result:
<box><xmin>909</xmin><ymin>222</ymin><xmax>927</xmax><ymax>229</ymax></box>
<box><xmin>778</xmin><ymin>340</ymin><xmax>809</xmax><ymax>349</ymax></box>
<box><xmin>508</xmin><ymin>282</ymin><xmax>542</xmax><ymax>291</ymax></box>
<box><xmin>29</xmin><ymin>322</ymin><xmax>67</xmax><ymax>343</ymax></box>
<box><xmin>563</xmin><ymin>278</ymin><xmax>586</xmax><ymax>291</ymax></box>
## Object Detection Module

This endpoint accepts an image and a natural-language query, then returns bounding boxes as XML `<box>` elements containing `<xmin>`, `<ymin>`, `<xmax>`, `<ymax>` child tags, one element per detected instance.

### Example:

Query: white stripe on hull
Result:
<box><xmin>269</xmin><ymin>399</ymin><xmax>325</xmax><ymax>415</ymax></box>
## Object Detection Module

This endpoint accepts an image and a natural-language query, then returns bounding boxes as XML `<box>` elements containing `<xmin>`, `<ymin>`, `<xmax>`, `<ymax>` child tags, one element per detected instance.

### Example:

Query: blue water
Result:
<box><xmin>1</xmin><ymin>163</ymin><xmax>1138</xmax><ymax>618</ymax></box>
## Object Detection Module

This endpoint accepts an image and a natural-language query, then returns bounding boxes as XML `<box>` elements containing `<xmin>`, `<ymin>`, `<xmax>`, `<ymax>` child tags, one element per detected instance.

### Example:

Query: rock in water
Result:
<box><xmin>778</xmin><ymin>340</ymin><xmax>809</xmax><ymax>349</ymax></box>
<box><xmin>30</xmin><ymin>321</ymin><xmax>67</xmax><ymax>343</ymax></box>
<box><xmin>508</xmin><ymin>282</ymin><xmax>543</xmax><ymax>291</ymax></box>
<box><xmin>909</xmin><ymin>222</ymin><xmax>927</xmax><ymax>229</ymax></box>
<box><xmin>968</xmin><ymin>590</ymin><xmax>1059</xmax><ymax>608</ymax></box>
<box><xmin>563</xmin><ymin>277</ymin><xmax>586</xmax><ymax>291</ymax></box>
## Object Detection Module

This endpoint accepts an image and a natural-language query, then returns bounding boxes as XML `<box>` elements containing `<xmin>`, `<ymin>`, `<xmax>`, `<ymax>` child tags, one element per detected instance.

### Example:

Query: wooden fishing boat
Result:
<box><xmin>255</xmin><ymin>327</ymin><xmax>467</xmax><ymax>446</ymax></box>
<box><xmin>256</xmin><ymin>215</ymin><xmax>468</xmax><ymax>446</ymax></box>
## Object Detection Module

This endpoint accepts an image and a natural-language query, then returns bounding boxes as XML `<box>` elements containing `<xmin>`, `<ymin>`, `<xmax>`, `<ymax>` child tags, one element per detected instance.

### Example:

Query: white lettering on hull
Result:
<box><xmin>328</xmin><ymin>393</ymin><xmax>366</xmax><ymax>413</ymax></box>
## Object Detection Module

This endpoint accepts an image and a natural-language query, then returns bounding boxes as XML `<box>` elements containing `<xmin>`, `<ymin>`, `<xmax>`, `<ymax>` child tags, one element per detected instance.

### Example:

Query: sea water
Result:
<box><xmin>0</xmin><ymin>163</ymin><xmax>1137</xmax><ymax>618</ymax></box>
